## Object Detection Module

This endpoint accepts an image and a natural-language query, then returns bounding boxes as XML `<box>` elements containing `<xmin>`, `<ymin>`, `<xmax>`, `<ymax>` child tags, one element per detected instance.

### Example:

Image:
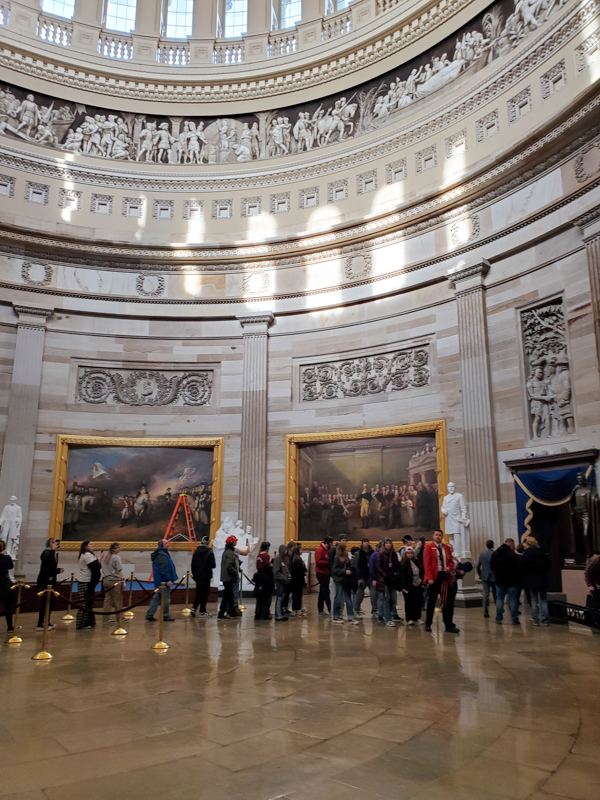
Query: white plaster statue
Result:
<box><xmin>0</xmin><ymin>496</ymin><xmax>22</xmax><ymax>560</ymax></box>
<box><xmin>211</xmin><ymin>516</ymin><xmax>234</xmax><ymax>587</ymax></box>
<box><xmin>441</xmin><ymin>482</ymin><xmax>470</xmax><ymax>558</ymax></box>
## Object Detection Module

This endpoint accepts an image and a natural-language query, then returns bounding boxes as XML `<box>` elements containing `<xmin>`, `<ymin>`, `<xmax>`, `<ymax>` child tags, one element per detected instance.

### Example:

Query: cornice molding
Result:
<box><xmin>0</xmin><ymin>0</ymin><xmax>594</xmax><ymax>190</ymax></box>
<box><xmin>0</xmin><ymin>0</ymin><xmax>474</xmax><ymax>105</ymax></box>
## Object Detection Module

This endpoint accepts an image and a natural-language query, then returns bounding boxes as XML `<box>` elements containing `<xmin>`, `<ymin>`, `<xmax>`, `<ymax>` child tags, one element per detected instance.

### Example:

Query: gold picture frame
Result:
<box><xmin>48</xmin><ymin>435</ymin><xmax>224</xmax><ymax>550</ymax></box>
<box><xmin>285</xmin><ymin>421</ymin><xmax>448</xmax><ymax>550</ymax></box>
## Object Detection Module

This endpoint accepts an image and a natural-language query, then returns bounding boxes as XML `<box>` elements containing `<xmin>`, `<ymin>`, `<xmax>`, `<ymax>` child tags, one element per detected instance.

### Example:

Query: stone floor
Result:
<box><xmin>1</xmin><ymin>597</ymin><xmax>599</xmax><ymax>800</ymax></box>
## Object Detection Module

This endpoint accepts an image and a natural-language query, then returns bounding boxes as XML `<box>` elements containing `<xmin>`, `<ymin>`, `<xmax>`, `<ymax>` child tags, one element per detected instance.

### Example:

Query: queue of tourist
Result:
<box><xmin>2</xmin><ymin>531</ymin><xmax>600</xmax><ymax>636</ymax></box>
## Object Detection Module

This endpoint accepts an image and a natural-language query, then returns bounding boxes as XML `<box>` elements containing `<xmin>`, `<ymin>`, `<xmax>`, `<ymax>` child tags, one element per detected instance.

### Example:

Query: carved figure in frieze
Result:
<box><xmin>156</xmin><ymin>122</ymin><xmax>175</xmax><ymax>163</ymax></box>
<box><xmin>554</xmin><ymin>355</ymin><xmax>574</xmax><ymax>435</ymax></box>
<box><xmin>136</xmin><ymin>121</ymin><xmax>157</xmax><ymax>162</ymax></box>
<box><xmin>250</xmin><ymin>122</ymin><xmax>261</xmax><ymax>159</ymax></box>
<box><xmin>526</xmin><ymin>365</ymin><xmax>551</xmax><ymax>439</ymax></box>
<box><xmin>15</xmin><ymin>94</ymin><xmax>39</xmax><ymax>137</ymax></box>
<box><xmin>176</xmin><ymin>120</ymin><xmax>190</xmax><ymax>163</ymax></box>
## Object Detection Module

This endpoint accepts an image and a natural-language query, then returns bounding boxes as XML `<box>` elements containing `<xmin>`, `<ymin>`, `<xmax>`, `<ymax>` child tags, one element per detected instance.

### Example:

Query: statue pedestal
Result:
<box><xmin>455</xmin><ymin>569</ymin><xmax>482</xmax><ymax>607</ymax></box>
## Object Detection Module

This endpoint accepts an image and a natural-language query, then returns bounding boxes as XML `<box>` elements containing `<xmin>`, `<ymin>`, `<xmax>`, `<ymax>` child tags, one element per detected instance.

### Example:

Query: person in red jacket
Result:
<box><xmin>315</xmin><ymin>536</ymin><xmax>333</xmax><ymax>616</ymax></box>
<box><xmin>423</xmin><ymin>529</ymin><xmax>461</xmax><ymax>634</ymax></box>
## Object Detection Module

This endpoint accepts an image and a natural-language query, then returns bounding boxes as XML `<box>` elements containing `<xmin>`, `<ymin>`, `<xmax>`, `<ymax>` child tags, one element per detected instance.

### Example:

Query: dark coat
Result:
<box><xmin>151</xmin><ymin>547</ymin><xmax>178</xmax><ymax>589</ymax></box>
<box><xmin>253</xmin><ymin>564</ymin><xmax>274</xmax><ymax>598</ymax></box>
<box><xmin>37</xmin><ymin>548</ymin><xmax>60</xmax><ymax>589</ymax></box>
<box><xmin>273</xmin><ymin>544</ymin><xmax>291</xmax><ymax>585</ymax></box>
<box><xmin>399</xmin><ymin>557</ymin><xmax>423</xmax><ymax>592</ymax></box>
<box><xmin>520</xmin><ymin>545</ymin><xmax>551</xmax><ymax>593</ymax></box>
<box><xmin>191</xmin><ymin>544</ymin><xmax>216</xmax><ymax>582</ymax></box>
<box><xmin>221</xmin><ymin>547</ymin><xmax>239</xmax><ymax>584</ymax></box>
<box><xmin>0</xmin><ymin>552</ymin><xmax>14</xmax><ymax>593</ymax></box>
<box><xmin>490</xmin><ymin>544</ymin><xmax>521</xmax><ymax>587</ymax></box>
<box><xmin>355</xmin><ymin>546</ymin><xmax>374</xmax><ymax>582</ymax></box>
<box><xmin>331</xmin><ymin>554</ymin><xmax>350</xmax><ymax>585</ymax></box>
<box><xmin>290</xmin><ymin>556</ymin><xmax>307</xmax><ymax>589</ymax></box>
<box><xmin>376</xmin><ymin>548</ymin><xmax>399</xmax><ymax>592</ymax></box>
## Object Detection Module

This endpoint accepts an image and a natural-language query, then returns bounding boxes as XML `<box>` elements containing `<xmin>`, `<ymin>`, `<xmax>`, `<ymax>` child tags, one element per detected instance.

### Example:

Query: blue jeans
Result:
<box><xmin>530</xmin><ymin>590</ymin><xmax>549</xmax><ymax>624</ymax></box>
<box><xmin>275</xmin><ymin>582</ymin><xmax>287</xmax><ymax>620</ymax></box>
<box><xmin>495</xmin><ymin>585</ymin><xmax>519</xmax><ymax>623</ymax></box>
<box><xmin>333</xmin><ymin>582</ymin><xmax>354</xmax><ymax>619</ymax></box>
<box><xmin>377</xmin><ymin>586</ymin><xmax>395</xmax><ymax>622</ymax></box>
<box><xmin>146</xmin><ymin>585</ymin><xmax>171</xmax><ymax>619</ymax></box>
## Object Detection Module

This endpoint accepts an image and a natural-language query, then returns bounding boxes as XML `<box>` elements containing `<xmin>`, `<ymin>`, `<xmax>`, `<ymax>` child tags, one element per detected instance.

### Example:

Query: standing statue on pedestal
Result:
<box><xmin>0</xmin><ymin>496</ymin><xmax>22</xmax><ymax>561</ymax></box>
<box><xmin>441</xmin><ymin>482</ymin><xmax>470</xmax><ymax>558</ymax></box>
<box><xmin>570</xmin><ymin>473</ymin><xmax>600</xmax><ymax>557</ymax></box>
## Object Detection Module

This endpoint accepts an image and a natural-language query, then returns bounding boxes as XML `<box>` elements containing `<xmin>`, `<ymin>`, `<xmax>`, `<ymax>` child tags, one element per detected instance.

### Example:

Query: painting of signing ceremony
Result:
<box><xmin>60</xmin><ymin>445</ymin><xmax>214</xmax><ymax>544</ymax></box>
<box><xmin>297</xmin><ymin>434</ymin><xmax>440</xmax><ymax>542</ymax></box>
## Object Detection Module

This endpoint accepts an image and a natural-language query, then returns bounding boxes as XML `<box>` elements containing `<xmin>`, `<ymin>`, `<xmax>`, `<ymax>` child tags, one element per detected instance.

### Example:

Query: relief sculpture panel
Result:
<box><xmin>301</xmin><ymin>346</ymin><xmax>430</xmax><ymax>402</ymax></box>
<box><xmin>77</xmin><ymin>367</ymin><xmax>213</xmax><ymax>407</ymax></box>
<box><xmin>521</xmin><ymin>298</ymin><xmax>574</xmax><ymax>440</ymax></box>
<box><xmin>0</xmin><ymin>0</ymin><xmax>564</xmax><ymax>167</ymax></box>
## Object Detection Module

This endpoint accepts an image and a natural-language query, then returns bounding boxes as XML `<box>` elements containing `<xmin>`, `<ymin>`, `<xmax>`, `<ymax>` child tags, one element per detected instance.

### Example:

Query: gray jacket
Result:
<box><xmin>477</xmin><ymin>548</ymin><xmax>495</xmax><ymax>582</ymax></box>
<box><xmin>273</xmin><ymin>544</ymin><xmax>290</xmax><ymax>585</ymax></box>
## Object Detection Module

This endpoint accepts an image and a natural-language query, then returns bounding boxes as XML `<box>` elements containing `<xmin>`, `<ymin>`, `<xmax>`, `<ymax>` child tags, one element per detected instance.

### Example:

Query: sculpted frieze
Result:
<box><xmin>301</xmin><ymin>347</ymin><xmax>430</xmax><ymax>402</ymax></box>
<box><xmin>77</xmin><ymin>367</ymin><xmax>213</xmax><ymax>406</ymax></box>
<box><xmin>0</xmin><ymin>0</ymin><xmax>568</xmax><ymax>168</ymax></box>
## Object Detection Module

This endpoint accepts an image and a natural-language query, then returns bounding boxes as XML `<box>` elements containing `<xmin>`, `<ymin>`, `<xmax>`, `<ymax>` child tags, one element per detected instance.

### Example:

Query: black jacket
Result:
<box><xmin>355</xmin><ymin>546</ymin><xmax>374</xmax><ymax>582</ymax></box>
<box><xmin>0</xmin><ymin>552</ymin><xmax>14</xmax><ymax>592</ymax></box>
<box><xmin>191</xmin><ymin>544</ymin><xmax>216</xmax><ymax>582</ymax></box>
<box><xmin>490</xmin><ymin>544</ymin><xmax>521</xmax><ymax>587</ymax></box>
<box><xmin>37</xmin><ymin>548</ymin><xmax>60</xmax><ymax>588</ymax></box>
<box><xmin>398</xmin><ymin>557</ymin><xmax>423</xmax><ymax>592</ymax></box>
<box><xmin>520</xmin><ymin>545</ymin><xmax>550</xmax><ymax>593</ymax></box>
<box><xmin>290</xmin><ymin>556</ymin><xmax>307</xmax><ymax>589</ymax></box>
<box><xmin>253</xmin><ymin>564</ymin><xmax>275</xmax><ymax>598</ymax></box>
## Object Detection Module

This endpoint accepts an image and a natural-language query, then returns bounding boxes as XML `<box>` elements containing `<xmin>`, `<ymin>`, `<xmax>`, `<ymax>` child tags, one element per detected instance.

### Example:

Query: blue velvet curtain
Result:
<box><xmin>513</xmin><ymin>465</ymin><xmax>595</xmax><ymax>540</ymax></box>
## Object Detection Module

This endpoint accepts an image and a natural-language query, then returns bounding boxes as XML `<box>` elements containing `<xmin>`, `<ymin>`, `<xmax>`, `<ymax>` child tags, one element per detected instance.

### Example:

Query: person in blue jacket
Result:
<box><xmin>145</xmin><ymin>539</ymin><xmax>178</xmax><ymax>622</ymax></box>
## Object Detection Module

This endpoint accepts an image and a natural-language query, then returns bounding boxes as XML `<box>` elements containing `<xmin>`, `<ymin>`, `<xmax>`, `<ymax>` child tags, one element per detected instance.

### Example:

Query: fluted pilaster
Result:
<box><xmin>448</xmin><ymin>260</ymin><xmax>501</xmax><ymax>558</ymax></box>
<box><xmin>236</xmin><ymin>313</ymin><xmax>274</xmax><ymax>540</ymax></box>
<box><xmin>0</xmin><ymin>305</ymin><xmax>52</xmax><ymax>569</ymax></box>
<box><xmin>576</xmin><ymin>205</ymin><xmax>600</xmax><ymax>375</ymax></box>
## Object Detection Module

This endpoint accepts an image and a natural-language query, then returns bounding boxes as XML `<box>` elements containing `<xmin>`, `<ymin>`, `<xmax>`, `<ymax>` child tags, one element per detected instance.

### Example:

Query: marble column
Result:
<box><xmin>236</xmin><ymin>313</ymin><xmax>274</xmax><ymax>541</ymax></box>
<box><xmin>0</xmin><ymin>305</ymin><xmax>52</xmax><ymax>570</ymax></box>
<box><xmin>575</xmin><ymin>205</ymin><xmax>600</xmax><ymax>373</ymax></box>
<box><xmin>447</xmin><ymin>259</ymin><xmax>502</xmax><ymax>565</ymax></box>
<box><xmin>73</xmin><ymin>0</ymin><xmax>103</xmax><ymax>52</ymax></box>
<box><xmin>133</xmin><ymin>0</ymin><xmax>163</xmax><ymax>62</ymax></box>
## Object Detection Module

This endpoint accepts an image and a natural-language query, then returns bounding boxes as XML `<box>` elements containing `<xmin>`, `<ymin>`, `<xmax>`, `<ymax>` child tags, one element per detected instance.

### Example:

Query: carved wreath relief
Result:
<box><xmin>301</xmin><ymin>347</ymin><xmax>430</xmax><ymax>402</ymax></box>
<box><xmin>521</xmin><ymin>298</ymin><xmax>574</xmax><ymax>440</ymax></box>
<box><xmin>77</xmin><ymin>368</ymin><xmax>213</xmax><ymax>407</ymax></box>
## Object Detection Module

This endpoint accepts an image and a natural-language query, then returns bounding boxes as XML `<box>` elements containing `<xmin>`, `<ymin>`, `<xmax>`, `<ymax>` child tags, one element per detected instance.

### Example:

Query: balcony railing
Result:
<box><xmin>38</xmin><ymin>14</ymin><xmax>72</xmax><ymax>47</ymax></box>
<box><xmin>157</xmin><ymin>42</ymin><xmax>190</xmax><ymax>65</ymax></box>
<box><xmin>268</xmin><ymin>31</ymin><xmax>297</xmax><ymax>57</ymax></box>
<box><xmin>213</xmin><ymin>40</ymin><xmax>244</xmax><ymax>64</ymax></box>
<box><xmin>322</xmin><ymin>9</ymin><xmax>351</xmax><ymax>40</ymax></box>
<box><xmin>98</xmin><ymin>33</ymin><xmax>134</xmax><ymax>60</ymax></box>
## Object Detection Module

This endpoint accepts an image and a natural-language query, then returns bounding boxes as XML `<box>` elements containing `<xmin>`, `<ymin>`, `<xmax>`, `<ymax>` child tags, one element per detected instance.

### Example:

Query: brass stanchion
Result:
<box><xmin>32</xmin><ymin>585</ymin><xmax>58</xmax><ymax>661</ymax></box>
<box><xmin>62</xmin><ymin>572</ymin><xmax>75</xmax><ymax>621</ymax></box>
<box><xmin>112</xmin><ymin>579</ymin><xmax>128</xmax><ymax>635</ymax></box>
<box><xmin>181</xmin><ymin>570</ymin><xmax>192</xmax><ymax>616</ymax></box>
<box><xmin>152</xmin><ymin>583</ymin><xmax>169</xmax><ymax>651</ymax></box>
<box><xmin>122</xmin><ymin>572</ymin><xmax>135</xmax><ymax>620</ymax></box>
<box><xmin>7</xmin><ymin>580</ymin><xmax>29</xmax><ymax>644</ymax></box>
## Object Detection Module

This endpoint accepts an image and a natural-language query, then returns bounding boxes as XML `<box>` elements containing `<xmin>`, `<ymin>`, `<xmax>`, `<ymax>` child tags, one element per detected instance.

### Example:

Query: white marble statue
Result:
<box><xmin>0</xmin><ymin>496</ymin><xmax>22</xmax><ymax>560</ymax></box>
<box><xmin>211</xmin><ymin>516</ymin><xmax>234</xmax><ymax>588</ymax></box>
<box><xmin>441</xmin><ymin>482</ymin><xmax>470</xmax><ymax>558</ymax></box>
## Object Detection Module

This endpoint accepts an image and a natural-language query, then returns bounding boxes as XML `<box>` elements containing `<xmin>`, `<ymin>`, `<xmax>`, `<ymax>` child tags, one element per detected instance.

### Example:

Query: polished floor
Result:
<box><xmin>1</xmin><ymin>597</ymin><xmax>599</xmax><ymax>800</ymax></box>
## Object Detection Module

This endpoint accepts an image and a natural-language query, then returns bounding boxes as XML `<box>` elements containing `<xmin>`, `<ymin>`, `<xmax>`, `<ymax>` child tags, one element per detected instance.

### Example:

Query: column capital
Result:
<box><xmin>237</xmin><ymin>313</ymin><xmax>275</xmax><ymax>333</ymax></box>
<box><xmin>13</xmin><ymin>304</ymin><xmax>53</xmax><ymax>328</ymax></box>
<box><xmin>446</xmin><ymin>258</ymin><xmax>490</xmax><ymax>293</ymax></box>
<box><xmin>574</xmin><ymin>204</ymin><xmax>600</xmax><ymax>242</ymax></box>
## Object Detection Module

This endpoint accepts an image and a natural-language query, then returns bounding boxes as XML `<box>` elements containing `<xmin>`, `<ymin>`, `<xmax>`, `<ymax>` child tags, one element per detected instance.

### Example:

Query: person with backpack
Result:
<box><xmin>190</xmin><ymin>536</ymin><xmax>216</xmax><ymax>617</ymax></box>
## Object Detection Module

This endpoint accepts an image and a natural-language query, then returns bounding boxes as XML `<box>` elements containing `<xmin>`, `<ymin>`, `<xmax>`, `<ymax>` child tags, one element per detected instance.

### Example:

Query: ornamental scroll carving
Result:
<box><xmin>301</xmin><ymin>347</ymin><xmax>430</xmax><ymax>402</ymax></box>
<box><xmin>521</xmin><ymin>298</ymin><xmax>574</xmax><ymax>440</ymax></box>
<box><xmin>77</xmin><ymin>368</ymin><xmax>213</xmax><ymax>407</ymax></box>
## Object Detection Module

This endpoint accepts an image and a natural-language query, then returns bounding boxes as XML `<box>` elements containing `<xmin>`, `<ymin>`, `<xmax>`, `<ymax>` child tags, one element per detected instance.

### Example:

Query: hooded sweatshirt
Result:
<box><xmin>151</xmin><ymin>546</ymin><xmax>177</xmax><ymax>589</ymax></box>
<box><xmin>191</xmin><ymin>544</ymin><xmax>216</xmax><ymax>582</ymax></box>
<box><xmin>273</xmin><ymin>544</ymin><xmax>291</xmax><ymax>585</ymax></box>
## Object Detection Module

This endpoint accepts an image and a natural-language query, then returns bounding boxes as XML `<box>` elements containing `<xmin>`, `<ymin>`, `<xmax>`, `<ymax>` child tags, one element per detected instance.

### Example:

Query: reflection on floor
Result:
<box><xmin>1</xmin><ymin>597</ymin><xmax>599</xmax><ymax>800</ymax></box>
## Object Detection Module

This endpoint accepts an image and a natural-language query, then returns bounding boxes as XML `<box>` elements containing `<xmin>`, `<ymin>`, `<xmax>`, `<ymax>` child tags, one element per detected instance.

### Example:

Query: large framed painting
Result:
<box><xmin>48</xmin><ymin>436</ymin><xmax>224</xmax><ymax>550</ymax></box>
<box><xmin>285</xmin><ymin>421</ymin><xmax>448</xmax><ymax>549</ymax></box>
